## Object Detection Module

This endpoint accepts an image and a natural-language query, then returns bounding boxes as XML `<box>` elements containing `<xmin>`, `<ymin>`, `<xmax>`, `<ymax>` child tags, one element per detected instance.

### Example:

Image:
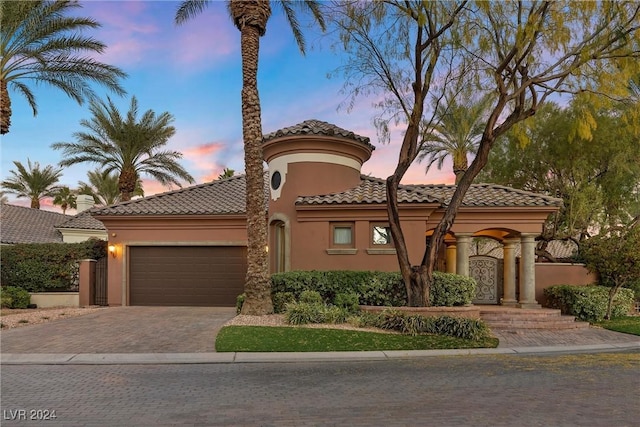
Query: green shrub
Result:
<box><xmin>271</xmin><ymin>270</ymin><xmax>407</xmax><ymax>307</ymax></box>
<box><xmin>285</xmin><ymin>302</ymin><xmax>326</xmax><ymax>325</ymax></box>
<box><xmin>544</xmin><ymin>285</ymin><xmax>635</xmax><ymax>322</ymax></box>
<box><xmin>0</xmin><ymin>240</ymin><xmax>107</xmax><ymax>292</ymax></box>
<box><xmin>299</xmin><ymin>290</ymin><xmax>323</xmax><ymax>304</ymax></box>
<box><xmin>272</xmin><ymin>291</ymin><xmax>295</xmax><ymax>314</ymax></box>
<box><xmin>333</xmin><ymin>292</ymin><xmax>360</xmax><ymax>314</ymax></box>
<box><xmin>355</xmin><ymin>309</ymin><xmax>490</xmax><ymax>340</ymax></box>
<box><xmin>284</xmin><ymin>301</ymin><xmax>350</xmax><ymax>325</ymax></box>
<box><xmin>236</xmin><ymin>293</ymin><xmax>246</xmax><ymax>314</ymax></box>
<box><xmin>0</xmin><ymin>286</ymin><xmax>31</xmax><ymax>309</ymax></box>
<box><xmin>430</xmin><ymin>272</ymin><xmax>476</xmax><ymax>306</ymax></box>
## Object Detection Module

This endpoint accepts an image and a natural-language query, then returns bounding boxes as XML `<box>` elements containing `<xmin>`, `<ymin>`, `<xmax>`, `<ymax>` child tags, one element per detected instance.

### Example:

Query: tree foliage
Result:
<box><xmin>1</xmin><ymin>159</ymin><xmax>62</xmax><ymax>209</ymax></box>
<box><xmin>77</xmin><ymin>169</ymin><xmax>144</xmax><ymax>206</ymax></box>
<box><xmin>478</xmin><ymin>98</ymin><xmax>640</xmax><ymax>248</ymax></box>
<box><xmin>52</xmin><ymin>96</ymin><xmax>194</xmax><ymax>201</ymax></box>
<box><xmin>52</xmin><ymin>185</ymin><xmax>76</xmax><ymax>214</ymax></box>
<box><xmin>580</xmin><ymin>223</ymin><xmax>640</xmax><ymax>319</ymax></box>
<box><xmin>0</xmin><ymin>0</ymin><xmax>126</xmax><ymax>134</ymax></box>
<box><xmin>327</xmin><ymin>0</ymin><xmax>640</xmax><ymax>306</ymax></box>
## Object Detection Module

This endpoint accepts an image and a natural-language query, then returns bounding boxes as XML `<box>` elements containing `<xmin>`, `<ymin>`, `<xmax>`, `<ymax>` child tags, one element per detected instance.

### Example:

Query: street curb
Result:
<box><xmin>2</xmin><ymin>342</ymin><xmax>638</xmax><ymax>365</ymax></box>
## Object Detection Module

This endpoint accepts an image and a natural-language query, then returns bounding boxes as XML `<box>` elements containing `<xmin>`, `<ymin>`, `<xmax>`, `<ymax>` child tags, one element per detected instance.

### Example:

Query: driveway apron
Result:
<box><xmin>0</xmin><ymin>307</ymin><xmax>236</xmax><ymax>353</ymax></box>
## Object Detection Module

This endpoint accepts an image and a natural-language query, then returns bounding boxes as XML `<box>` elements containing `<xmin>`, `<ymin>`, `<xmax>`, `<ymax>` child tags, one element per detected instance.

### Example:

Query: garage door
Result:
<box><xmin>129</xmin><ymin>246</ymin><xmax>247</xmax><ymax>306</ymax></box>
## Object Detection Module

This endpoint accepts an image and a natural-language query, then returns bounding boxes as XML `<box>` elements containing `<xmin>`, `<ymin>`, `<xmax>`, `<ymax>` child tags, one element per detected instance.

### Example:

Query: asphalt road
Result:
<box><xmin>1</xmin><ymin>350</ymin><xmax>638</xmax><ymax>427</ymax></box>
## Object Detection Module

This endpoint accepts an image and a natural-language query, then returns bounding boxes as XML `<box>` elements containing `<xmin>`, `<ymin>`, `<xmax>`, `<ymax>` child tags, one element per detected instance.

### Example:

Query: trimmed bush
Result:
<box><xmin>544</xmin><ymin>285</ymin><xmax>635</xmax><ymax>322</ymax></box>
<box><xmin>272</xmin><ymin>291</ymin><xmax>295</xmax><ymax>314</ymax></box>
<box><xmin>1</xmin><ymin>240</ymin><xmax>107</xmax><ymax>292</ymax></box>
<box><xmin>271</xmin><ymin>270</ymin><xmax>474</xmax><ymax>308</ymax></box>
<box><xmin>430</xmin><ymin>272</ymin><xmax>476</xmax><ymax>306</ymax></box>
<box><xmin>333</xmin><ymin>292</ymin><xmax>360</xmax><ymax>314</ymax></box>
<box><xmin>299</xmin><ymin>290</ymin><xmax>323</xmax><ymax>305</ymax></box>
<box><xmin>1</xmin><ymin>286</ymin><xmax>31</xmax><ymax>309</ymax></box>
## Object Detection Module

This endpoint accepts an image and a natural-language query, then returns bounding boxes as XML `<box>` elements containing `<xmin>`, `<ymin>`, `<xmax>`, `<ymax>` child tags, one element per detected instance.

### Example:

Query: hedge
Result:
<box><xmin>0</xmin><ymin>240</ymin><xmax>106</xmax><ymax>292</ymax></box>
<box><xmin>270</xmin><ymin>270</ymin><xmax>476</xmax><ymax>308</ymax></box>
<box><xmin>544</xmin><ymin>285</ymin><xmax>634</xmax><ymax>322</ymax></box>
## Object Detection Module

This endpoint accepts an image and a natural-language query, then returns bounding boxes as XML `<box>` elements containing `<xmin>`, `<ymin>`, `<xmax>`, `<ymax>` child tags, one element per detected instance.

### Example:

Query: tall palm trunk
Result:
<box><xmin>1</xmin><ymin>79</ymin><xmax>11</xmax><ymax>135</ymax></box>
<box><xmin>118</xmin><ymin>167</ymin><xmax>138</xmax><ymax>202</ymax></box>
<box><xmin>232</xmin><ymin>0</ymin><xmax>274</xmax><ymax>315</ymax></box>
<box><xmin>30</xmin><ymin>197</ymin><xmax>40</xmax><ymax>209</ymax></box>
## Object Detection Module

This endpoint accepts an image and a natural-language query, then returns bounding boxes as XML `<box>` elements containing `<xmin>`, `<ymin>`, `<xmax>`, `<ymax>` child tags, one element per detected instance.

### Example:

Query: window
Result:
<box><xmin>331</xmin><ymin>223</ymin><xmax>354</xmax><ymax>247</ymax></box>
<box><xmin>372</xmin><ymin>224</ymin><xmax>393</xmax><ymax>246</ymax></box>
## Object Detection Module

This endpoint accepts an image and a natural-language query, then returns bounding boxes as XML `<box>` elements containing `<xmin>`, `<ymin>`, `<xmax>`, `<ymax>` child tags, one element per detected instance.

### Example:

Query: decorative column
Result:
<box><xmin>445</xmin><ymin>243</ymin><xmax>457</xmax><ymax>274</ymax></box>
<box><xmin>501</xmin><ymin>238</ymin><xmax>518</xmax><ymax>307</ymax></box>
<box><xmin>518</xmin><ymin>233</ymin><xmax>541</xmax><ymax>308</ymax></box>
<box><xmin>455</xmin><ymin>234</ymin><xmax>472</xmax><ymax>276</ymax></box>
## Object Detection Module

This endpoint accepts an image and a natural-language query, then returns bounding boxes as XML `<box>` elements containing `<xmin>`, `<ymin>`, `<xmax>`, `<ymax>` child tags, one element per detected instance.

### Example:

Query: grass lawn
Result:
<box><xmin>594</xmin><ymin>316</ymin><xmax>640</xmax><ymax>336</ymax></box>
<box><xmin>215</xmin><ymin>326</ymin><xmax>499</xmax><ymax>352</ymax></box>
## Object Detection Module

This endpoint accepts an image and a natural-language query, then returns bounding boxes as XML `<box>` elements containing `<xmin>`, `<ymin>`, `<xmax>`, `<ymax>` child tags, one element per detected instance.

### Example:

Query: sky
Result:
<box><xmin>0</xmin><ymin>0</ymin><xmax>455</xmax><ymax>213</ymax></box>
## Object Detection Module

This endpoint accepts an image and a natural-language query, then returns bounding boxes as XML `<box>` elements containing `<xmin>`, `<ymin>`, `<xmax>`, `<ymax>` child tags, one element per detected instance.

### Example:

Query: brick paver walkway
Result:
<box><xmin>0</xmin><ymin>307</ymin><xmax>236</xmax><ymax>353</ymax></box>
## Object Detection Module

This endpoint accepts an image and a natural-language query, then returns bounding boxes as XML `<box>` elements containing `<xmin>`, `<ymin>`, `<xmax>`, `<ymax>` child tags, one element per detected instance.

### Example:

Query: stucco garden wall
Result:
<box><xmin>534</xmin><ymin>263</ymin><xmax>597</xmax><ymax>305</ymax></box>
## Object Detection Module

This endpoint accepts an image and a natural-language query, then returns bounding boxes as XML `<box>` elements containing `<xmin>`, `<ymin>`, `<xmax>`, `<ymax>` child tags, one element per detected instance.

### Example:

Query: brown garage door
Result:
<box><xmin>129</xmin><ymin>246</ymin><xmax>247</xmax><ymax>306</ymax></box>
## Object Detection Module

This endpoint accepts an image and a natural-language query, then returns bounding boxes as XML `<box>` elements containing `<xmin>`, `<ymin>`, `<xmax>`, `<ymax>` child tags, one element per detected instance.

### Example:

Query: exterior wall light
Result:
<box><xmin>108</xmin><ymin>244</ymin><xmax>117</xmax><ymax>258</ymax></box>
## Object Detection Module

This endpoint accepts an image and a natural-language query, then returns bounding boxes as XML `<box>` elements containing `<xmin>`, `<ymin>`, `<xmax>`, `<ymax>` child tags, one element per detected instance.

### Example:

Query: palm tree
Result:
<box><xmin>52</xmin><ymin>96</ymin><xmax>194</xmax><ymax>201</ymax></box>
<box><xmin>0</xmin><ymin>0</ymin><xmax>126</xmax><ymax>135</ymax></box>
<box><xmin>53</xmin><ymin>185</ymin><xmax>78</xmax><ymax>214</ymax></box>
<box><xmin>1</xmin><ymin>159</ymin><xmax>62</xmax><ymax>208</ymax></box>
<box><xmin>52</xmin><ymin>186</ymin><xmax>76</xmax><ymax>214</ymax></box>
<box><xmin>78</xmin><ymin>169</ymin><xmax>144</xmax><ymax>206</ymax></box>
<box><xmin>175</xmin><ymin>0</ymin><xmax>325</xmax><ymax>315</ymax></box>
<box><xmin>419</xmin><ymin>92</ymin><xmax>493</xmax><ymax>184</ymax></box>
<box><xmin>218</xmin><ymin>167</ymin><xmax>235</xmax><ymax>179</ymax></box>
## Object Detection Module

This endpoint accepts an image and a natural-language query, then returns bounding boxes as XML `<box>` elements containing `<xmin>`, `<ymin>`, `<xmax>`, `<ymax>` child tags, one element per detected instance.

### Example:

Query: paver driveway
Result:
<box><xmin>0</xmin><ymin>307</ymin><xmax>236</xmax><ymax>353</ymax></box>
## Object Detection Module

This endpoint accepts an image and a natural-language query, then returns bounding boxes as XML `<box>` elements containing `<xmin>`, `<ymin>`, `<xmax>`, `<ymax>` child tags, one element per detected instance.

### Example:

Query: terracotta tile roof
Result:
<box><xmin>0</xmin><ymin>204</ymin><xmax>70</xmax><ymax>244</ymax></box>
<box><xmin>413</xmin><ymin>183</ymin><xmax>563</xmax><ymax>207</ymax></box>
<box><xmin>57</xmin><ymin>211</ymin><xmax>106</xmax><ymax>230</ymax></box>
<box><xmin>91</xmin><ymin>174</ymin><xmax>268</xmax><ymax>216</ymax></box>
<box><xmin>297</xmin><ymin>176</ymin><xmax>442</xmax><ymax>205</ymax></box>
<box><xmin>297</xmin><ymin>178</ymin><xmax>561</xmax><ymax>207</ymax></box>
<box><xmin>264</xmin><ymin>119</ymin><xmax>375</xmax><ymax>150</ymax></box>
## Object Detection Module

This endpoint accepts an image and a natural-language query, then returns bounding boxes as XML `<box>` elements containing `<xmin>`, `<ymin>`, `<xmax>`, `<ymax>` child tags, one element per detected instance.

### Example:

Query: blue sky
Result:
<box><xmin>1</xmin><ymin>0</ymin><xmax>454</xmax><ymax>212</ymax></box>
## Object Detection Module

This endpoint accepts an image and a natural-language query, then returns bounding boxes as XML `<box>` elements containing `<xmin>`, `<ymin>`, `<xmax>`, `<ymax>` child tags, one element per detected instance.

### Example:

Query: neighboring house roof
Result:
<box><xmin>297</xmin><ymin>177</ymin><xmax>562</xmax><ymax>208</ymax></box>
<box><xmin>298</xmin><ymin>176</ymin><xmax>442</xmax><ymax>205</ymax></box>
<box><xmin>57</xmin><ymin>211</ymin><xmax>106</xmax><ymax>231</ymax></box>
<box><xmin>0</xmin><ymin>203</ymin><xmax>70</xmax><ymax>244</ymax></box>
<box><xmin>264</xmin><ymin>119</ymin><xmax>375</xmax><ymax>150</ymax></box>
<box><xmin>92</xmin><ymin>175</ymin><xmax>268</xmax><ymax>217</ymax></box>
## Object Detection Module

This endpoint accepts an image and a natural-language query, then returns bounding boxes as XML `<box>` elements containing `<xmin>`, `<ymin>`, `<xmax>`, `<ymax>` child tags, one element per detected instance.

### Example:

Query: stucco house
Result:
<box><xmin>90</xmin><ymin>119</ymin><xmax>595</xmax><ymax>308</ymax></box>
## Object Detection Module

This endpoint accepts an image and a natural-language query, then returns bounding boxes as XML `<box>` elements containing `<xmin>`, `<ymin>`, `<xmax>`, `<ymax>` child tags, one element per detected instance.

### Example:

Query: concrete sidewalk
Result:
<box><xmin>2</xmin><ymin>339</ymin><xmax>639</xmax><ymax>365</ymax></box>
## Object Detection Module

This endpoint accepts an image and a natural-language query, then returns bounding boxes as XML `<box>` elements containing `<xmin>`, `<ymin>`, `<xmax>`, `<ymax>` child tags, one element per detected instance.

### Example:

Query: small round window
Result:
<box><xmin>271</xmin><ymin>171</ymin><xmax>282</xmax><ymax>190</ymax></box>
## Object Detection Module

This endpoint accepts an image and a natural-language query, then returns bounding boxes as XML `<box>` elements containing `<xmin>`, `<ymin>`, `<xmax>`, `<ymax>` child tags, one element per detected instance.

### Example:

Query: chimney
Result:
<box><xmin>76</xmin><ymin>194</ymin><xmax>95</xmax><ymax>213</ymax></box>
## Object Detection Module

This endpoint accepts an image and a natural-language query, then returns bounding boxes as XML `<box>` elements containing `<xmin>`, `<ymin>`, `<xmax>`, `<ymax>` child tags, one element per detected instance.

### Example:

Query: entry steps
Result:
<box><xmin>479</xmin><ymin>307</ymin><xmax>590</xmax><ymax>330</ymax></box>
